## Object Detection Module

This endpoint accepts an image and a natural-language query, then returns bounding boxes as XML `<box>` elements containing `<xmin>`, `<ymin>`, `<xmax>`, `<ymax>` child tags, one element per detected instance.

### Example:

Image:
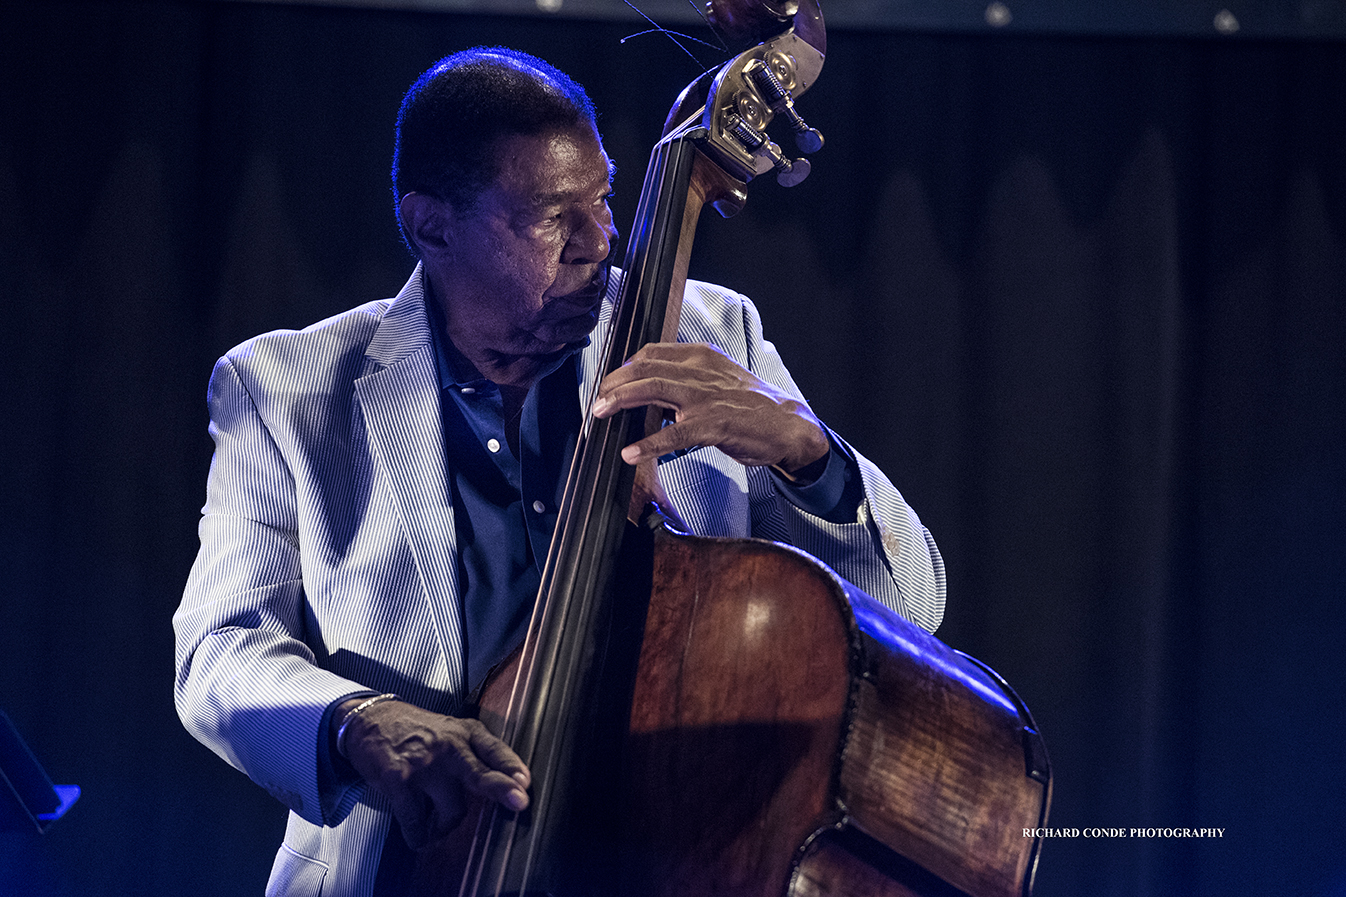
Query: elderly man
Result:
<box><xmin>174</xmin><ymin>47</ymin><xmax>944</xmax><ymax>896</ymax></box>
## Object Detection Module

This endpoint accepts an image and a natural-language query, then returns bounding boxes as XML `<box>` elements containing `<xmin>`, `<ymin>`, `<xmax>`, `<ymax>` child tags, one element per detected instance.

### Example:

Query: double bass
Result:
<box><xmin>415</xmin><ymin>2</ymin><xmax>1052</xmax><ymax>894</ymax></box>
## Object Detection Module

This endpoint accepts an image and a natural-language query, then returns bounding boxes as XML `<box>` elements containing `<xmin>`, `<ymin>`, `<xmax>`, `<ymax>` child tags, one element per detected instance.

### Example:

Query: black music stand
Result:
<box><xmin>0</xmin><ymin>710</ymin><xmax>79</xmax><ymax>833</ymax></box>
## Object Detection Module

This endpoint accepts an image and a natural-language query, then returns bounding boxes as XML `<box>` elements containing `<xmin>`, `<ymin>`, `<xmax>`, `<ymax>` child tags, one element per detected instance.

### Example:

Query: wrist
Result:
<box><xmin>773</xmin><ymin>422</ymin><xmax>831</xmax><ymax>482</ymax></box>
<box><xmin>333</xmin><ymin>693</ymin><xmax>401</xmax><ymax>759</ymax></box>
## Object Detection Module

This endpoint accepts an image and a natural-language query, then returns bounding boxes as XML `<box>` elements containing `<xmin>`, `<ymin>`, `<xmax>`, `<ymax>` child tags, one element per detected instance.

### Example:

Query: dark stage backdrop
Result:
<box><xmin>2</xmin><ymin>2</ymin><xmax>1343</xmax><ymax>896</ymax></box>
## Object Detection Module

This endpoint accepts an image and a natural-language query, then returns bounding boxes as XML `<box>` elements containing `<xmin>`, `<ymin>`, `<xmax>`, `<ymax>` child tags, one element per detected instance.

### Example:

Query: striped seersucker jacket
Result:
<box><xmin>173</xmin><ymin>265</ymin><xmax>945</xmax><ymax>897</ymax></box>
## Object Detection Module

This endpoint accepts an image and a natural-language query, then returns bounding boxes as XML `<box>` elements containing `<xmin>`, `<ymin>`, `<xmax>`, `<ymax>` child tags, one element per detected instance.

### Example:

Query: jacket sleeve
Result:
<box><xmin>173</xmin><ymin>354</ymin><xmax>370</xmax><ymax>827</ymax></box>
<box><xmin>676</xmin><ymin>281</ymin><xmax>946</xmax><ymax>633</ymax></box>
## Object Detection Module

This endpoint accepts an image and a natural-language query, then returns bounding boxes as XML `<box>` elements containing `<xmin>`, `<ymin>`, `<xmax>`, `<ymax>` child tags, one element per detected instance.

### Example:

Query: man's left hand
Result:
<box><xmin>591</xmin><ymin>343</ymin><xmax>829</xmax><ymax>474</ymax></box>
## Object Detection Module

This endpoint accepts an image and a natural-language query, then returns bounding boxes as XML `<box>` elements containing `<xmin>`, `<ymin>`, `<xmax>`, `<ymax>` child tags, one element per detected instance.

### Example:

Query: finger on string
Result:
<box><xmin>463</xmin><ymin>727</ymin><xmax>531</xmax><ymax>810</ymax></box>
<box><xmin>621</xmin><ymin>420</ymin><xmax>699</xmax><ymax>465</ymax></box>
<box><xmin>467</xmin><ymin>723</ymin><xmax>529</xmax><ymax>778</ymax></box>
<box><xmin>594</xmin><ymin>381</ymin><xmax>686</xmax><ymax>419</ymax></box>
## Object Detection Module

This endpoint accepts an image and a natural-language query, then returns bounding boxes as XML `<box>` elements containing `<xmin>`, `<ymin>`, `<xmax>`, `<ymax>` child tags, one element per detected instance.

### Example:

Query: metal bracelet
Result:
<box><xmin>335</xmin><ymin>693</ymin><xmax>400</xmax><ymax>758</ymax></box>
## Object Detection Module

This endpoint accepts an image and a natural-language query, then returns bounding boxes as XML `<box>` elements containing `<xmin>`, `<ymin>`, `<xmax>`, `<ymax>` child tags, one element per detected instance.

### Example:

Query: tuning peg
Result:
<box><xmin>745</xmin><ymin>59</ymin><xmax>825</xmax><ymax>154</ymax></box>
<box><xmin>724</xmin><ymin>113</ymin><xmax>811</xmax><ymax>187</ymax></box>
<box><xmin>773</xmin><ymin>156</ymin><xmax>811</xmax><ymax>187</ymax></box>
<box><xmin>792</xmin><ymin>125</ymin><xmax>824</xmax><ymax>155</ymax></box>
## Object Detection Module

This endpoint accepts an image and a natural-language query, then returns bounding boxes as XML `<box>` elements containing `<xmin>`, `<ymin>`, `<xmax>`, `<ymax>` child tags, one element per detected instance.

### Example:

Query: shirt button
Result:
<box><xmin>532</xmin><ymin>500</ymin><xmax>547</xmax><ymax>514</ymax></box>
<box><xmin>486</xmin><ymin>438</ymin><xmax>501</xmax><ymax>453</ymax></box>
<box><xmin>461</xmin><ymin>386</ymin><xmax>476</xmax><ymax>395</ymax></box>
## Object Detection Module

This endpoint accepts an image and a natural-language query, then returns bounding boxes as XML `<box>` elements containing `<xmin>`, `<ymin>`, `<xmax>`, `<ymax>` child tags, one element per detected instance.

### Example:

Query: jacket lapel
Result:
<box><xmin>353</xmin><ymin>267</ymin><xmax>467</xmax><ymax>697</ymax></box>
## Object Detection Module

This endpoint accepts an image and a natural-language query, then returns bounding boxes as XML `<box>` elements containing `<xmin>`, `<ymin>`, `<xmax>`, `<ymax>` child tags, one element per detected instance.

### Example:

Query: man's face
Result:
<box><xmin>437</xmin><ymin>125</ymin><xmax>618</xmax><ymax>361</ymax></box>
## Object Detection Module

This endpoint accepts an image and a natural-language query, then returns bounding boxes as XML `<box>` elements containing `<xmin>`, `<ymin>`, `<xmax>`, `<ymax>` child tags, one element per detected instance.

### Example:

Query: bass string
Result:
<box><xmin>490</xmin><ymin>137</ymin><xmax>667</xmax><ymax>757</ymax></box>
<box><xmin>515</xmin><ymin>135</ymin><xmax>685</xmax><ymax>765</ymax></box>
<box><xmin>497</xmin><ymin>0</ymin><xmax>712</xmax><ymax>759</ymax></box>
<box><xmin>486</xmin><ymin>0</ymin><xmax>737</xmax><ymax>769</ymax></box>
<box><xmin>460</xmin><ymin>134</ymin><xmax>687</xmax><ymax>897</ymax></box>
<box><xmin>618</xmin><ymin>0</ymin><xmax>729</xmax><ymax>69</ymax></box>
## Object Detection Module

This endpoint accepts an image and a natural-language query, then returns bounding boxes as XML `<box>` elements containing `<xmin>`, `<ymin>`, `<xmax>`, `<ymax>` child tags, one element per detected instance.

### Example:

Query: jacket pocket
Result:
<box><xmin>266</xmin><ymin>842</ymin><xmax>330</xmax><ymax>897</ymax></box>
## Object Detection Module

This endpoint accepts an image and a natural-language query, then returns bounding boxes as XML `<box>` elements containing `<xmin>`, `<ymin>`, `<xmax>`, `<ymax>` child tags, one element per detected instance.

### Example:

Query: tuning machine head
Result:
<box><xmin>723</xmin><ymin>113</ymin><xmax>812</xmax><ymax>186</ymax></box>
<box><xmin>698</xmin><ymin>29</ymin><xmax>825</xmax><ymax>187</ymax></box>
<box><xmin>744</xmin><ymin>57</ymin><xmax>824</xmax><ymax>154</ymax></box>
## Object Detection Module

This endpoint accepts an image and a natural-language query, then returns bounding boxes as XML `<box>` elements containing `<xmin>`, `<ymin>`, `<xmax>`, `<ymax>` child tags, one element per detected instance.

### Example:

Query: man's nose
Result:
<box><xmin>563</xmin><ymin>211</ymin><xmax>617</xmax><ymax>265</ymax></box>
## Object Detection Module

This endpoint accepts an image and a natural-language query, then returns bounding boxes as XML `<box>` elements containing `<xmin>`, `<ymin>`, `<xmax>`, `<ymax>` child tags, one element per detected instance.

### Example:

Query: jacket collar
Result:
<box><xmin>364</xmin><ymin>262</ymin><xmax>434</xmax><ymax>370</ymax></box>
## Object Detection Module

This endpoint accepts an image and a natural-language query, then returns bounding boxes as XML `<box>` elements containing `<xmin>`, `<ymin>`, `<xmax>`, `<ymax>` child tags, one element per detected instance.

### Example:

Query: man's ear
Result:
<box><xmin>398</xmin><ymin>192</ymin><xmax>455</xmax><ymax>259</ymax></box>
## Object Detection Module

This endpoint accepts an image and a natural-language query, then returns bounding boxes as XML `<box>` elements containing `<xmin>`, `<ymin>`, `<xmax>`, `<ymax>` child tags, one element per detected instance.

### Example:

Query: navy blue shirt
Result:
<box><xmin>430</xmin><ymin>325</ymin><xmax>581</xmax><ymax>694</ymax></box>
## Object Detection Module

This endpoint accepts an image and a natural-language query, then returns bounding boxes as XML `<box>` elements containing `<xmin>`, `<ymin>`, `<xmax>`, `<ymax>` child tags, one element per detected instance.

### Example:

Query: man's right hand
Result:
<box><xmin>335</xmin><ymin>698</ymin><xmax>531</xmax><ymax>849</ymax></box>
